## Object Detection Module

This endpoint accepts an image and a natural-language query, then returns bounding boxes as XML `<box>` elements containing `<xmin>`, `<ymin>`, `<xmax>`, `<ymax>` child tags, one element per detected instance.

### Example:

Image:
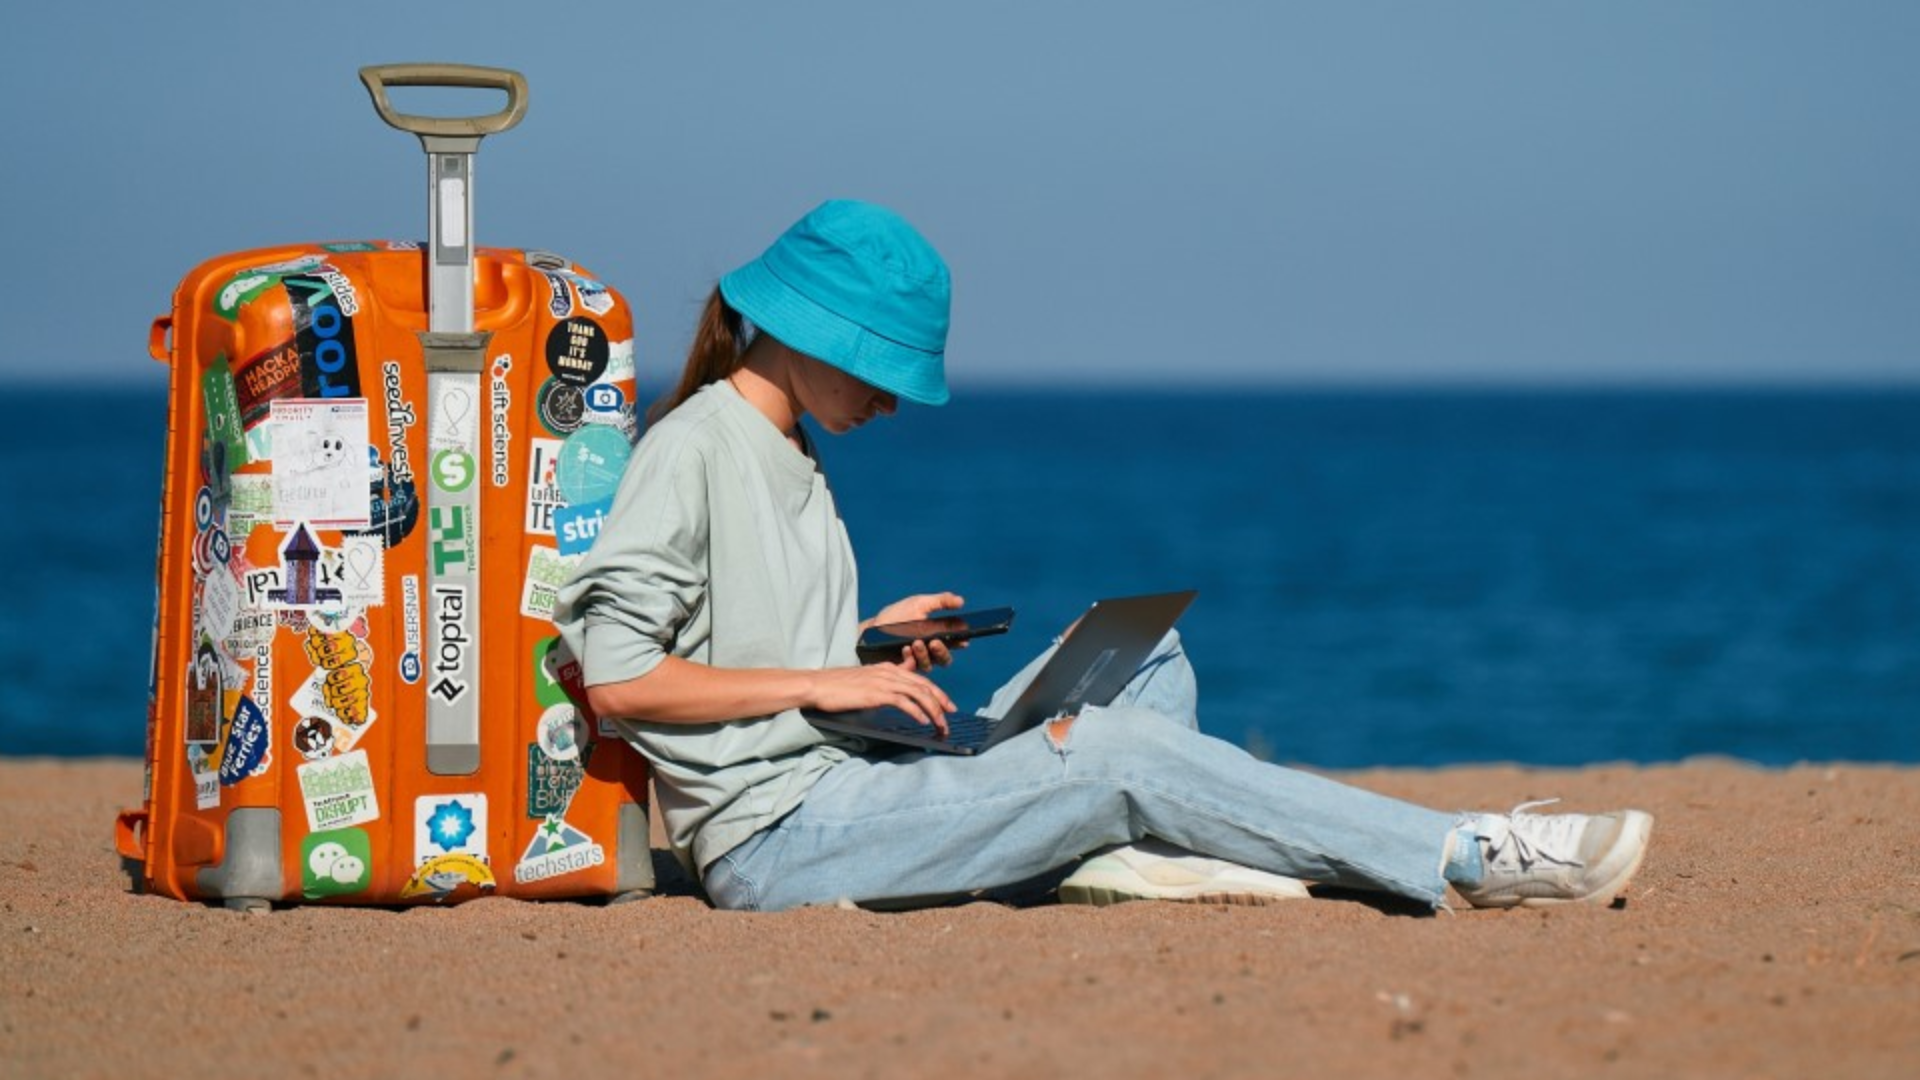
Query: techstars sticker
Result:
<box><xmin>512</xmin><ymin>814</ymin><xmax>605</xmax><ymax>885</ymax></box>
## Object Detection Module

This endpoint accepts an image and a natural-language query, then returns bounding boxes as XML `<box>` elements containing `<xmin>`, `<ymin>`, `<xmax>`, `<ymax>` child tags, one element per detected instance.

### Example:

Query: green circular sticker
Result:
<box><xmin>431</xmin><ymin>448</ymin><xmax>476</xmax><ymax>493</ymax></box>
<box><xmin>555</xmin><ymin>426</ymin><xmax>631</xmax><ymax>506</ymax></box>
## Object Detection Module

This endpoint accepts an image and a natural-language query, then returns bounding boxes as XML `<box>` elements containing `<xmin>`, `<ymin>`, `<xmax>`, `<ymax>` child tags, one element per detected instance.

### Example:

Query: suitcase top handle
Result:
<box><xmin>359</xmin><ymin>63</ymin><xmax>529</xmax><ymax>146</ymax></box>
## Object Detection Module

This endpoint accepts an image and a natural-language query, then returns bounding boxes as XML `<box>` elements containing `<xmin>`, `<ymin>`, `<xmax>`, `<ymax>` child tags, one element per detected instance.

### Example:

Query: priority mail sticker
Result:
<box><xmin>271</xmin><ymin>398</ymin><xmax>372</xmax><ymax>529</ymax></box>
<box><xmin>296</xmin><ymin>749</ymin><xmax>379</xmax><ymax>831</ymax></box>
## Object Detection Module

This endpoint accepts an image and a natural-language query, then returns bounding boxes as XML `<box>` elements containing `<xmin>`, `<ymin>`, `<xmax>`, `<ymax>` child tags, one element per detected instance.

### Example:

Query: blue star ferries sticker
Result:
<box><xmin>427</xmin><ymin>800</ymin><xmax>476</xmax><ymax>851</ymax></box>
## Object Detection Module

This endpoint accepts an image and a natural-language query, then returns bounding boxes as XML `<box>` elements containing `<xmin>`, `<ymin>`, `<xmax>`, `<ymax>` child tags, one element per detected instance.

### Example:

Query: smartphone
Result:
<box><xmin>858</xmin><ymin>607</ymin><xmax>1016</xmax><ymax>652</ymax></box>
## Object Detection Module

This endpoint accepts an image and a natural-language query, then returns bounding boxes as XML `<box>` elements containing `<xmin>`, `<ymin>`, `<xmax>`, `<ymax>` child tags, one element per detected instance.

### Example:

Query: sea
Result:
<box><xmin>4</xmin><ymin>385</ymin><xmax>1917</xmax><ymax>767</ymax></box>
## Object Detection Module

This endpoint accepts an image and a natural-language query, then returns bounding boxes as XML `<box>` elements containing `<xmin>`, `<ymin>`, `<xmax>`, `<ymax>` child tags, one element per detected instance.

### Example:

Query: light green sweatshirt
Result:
<box><xmin>552</xmin><ymin>381</ymin><xmax>860</xmax><ymax>876</ymax></box>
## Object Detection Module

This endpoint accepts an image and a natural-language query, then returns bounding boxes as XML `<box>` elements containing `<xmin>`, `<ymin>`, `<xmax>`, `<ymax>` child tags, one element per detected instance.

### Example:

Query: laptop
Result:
<box><xmin>807</xmin><ymin>590</ymin><xmax>1197</xmax><ymax>756</ymax></box>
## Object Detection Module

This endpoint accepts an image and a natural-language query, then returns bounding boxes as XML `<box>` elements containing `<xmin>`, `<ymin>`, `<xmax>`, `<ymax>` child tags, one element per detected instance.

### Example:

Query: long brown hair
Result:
<box><xmin>648</xmin><ymin>287</ymin><xmax>751</xmax><ymax>424</ymax></box>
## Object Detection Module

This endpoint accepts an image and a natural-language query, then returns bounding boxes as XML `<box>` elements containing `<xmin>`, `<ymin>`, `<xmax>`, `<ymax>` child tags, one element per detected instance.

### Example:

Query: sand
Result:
<box><xmin>3</xmin><ymin>757</ymin><xmax>1917</xmax><ymax>1078</ymax></box>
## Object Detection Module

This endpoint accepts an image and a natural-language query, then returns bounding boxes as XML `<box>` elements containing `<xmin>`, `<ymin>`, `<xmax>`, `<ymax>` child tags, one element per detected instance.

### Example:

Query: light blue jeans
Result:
<box><xmin>703</xmin><ymin>632</ymin><xmax>1460</xmax><ymax>912</ymax></box>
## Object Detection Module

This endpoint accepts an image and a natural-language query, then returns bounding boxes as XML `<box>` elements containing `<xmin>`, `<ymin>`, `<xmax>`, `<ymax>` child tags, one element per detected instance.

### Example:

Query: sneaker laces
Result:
<box><xmin>1475</xmin><ymin>798</ymin><xmax>1587</xmax><ymax>873</ymax></box>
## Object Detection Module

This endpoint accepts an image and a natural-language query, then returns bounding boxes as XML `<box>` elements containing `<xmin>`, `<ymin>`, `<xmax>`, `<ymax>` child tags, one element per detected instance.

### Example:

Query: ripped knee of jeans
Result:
<box><xmin>1044</xmin><ymin>712</ymin><xmax>1077</xmax><ymax>753</ymax></box>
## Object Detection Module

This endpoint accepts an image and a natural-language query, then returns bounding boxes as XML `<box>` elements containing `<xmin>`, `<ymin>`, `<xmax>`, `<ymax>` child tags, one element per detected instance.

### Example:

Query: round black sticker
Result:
<box><xmin>545</xmin><ymin>317</ymin><xmax>609</xmax><ymax>386</ymax></box>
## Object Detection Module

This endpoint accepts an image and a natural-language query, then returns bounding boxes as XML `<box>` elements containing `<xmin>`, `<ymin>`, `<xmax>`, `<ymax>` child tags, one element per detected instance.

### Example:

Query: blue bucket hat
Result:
<box><xmin>719</xmin><ymin>200</ymin><xmax>951</xmax><ymax>407</ymax></box>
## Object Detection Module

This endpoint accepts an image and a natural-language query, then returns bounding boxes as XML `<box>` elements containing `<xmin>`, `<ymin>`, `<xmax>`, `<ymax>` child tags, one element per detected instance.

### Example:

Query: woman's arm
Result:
<box><xmin>585</xmin><ymin>653</ymin><xmax>958</xmax><ymax>731</ymax></box>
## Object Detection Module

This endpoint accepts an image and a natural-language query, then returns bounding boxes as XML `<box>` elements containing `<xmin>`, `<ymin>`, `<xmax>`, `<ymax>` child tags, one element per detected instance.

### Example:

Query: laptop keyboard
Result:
<box><xmin>860</xmin><ymin>708</ymin><xmax>997</xmax><ymax>750</ymax></box>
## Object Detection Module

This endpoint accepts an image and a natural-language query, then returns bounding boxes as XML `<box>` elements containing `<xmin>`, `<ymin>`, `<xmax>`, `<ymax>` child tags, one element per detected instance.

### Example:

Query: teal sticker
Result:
<box><xmin>323</xmin><ymin>242</ymin><xmax>378</xmax><ymax>252</ymax></box>
<box><xmin>555</xmin><ymin>426</ymin><xmax>631</xmax><ymax>506</ymax></box>
<box><xmin>301</xmin><ymin>827</ymin><xmax>372</xmax><ymax>898</ymax></box>
<box><xmin>201</xmin><ymin>355</ymin><xmax>250</xmax><ymax>470</ymax></box>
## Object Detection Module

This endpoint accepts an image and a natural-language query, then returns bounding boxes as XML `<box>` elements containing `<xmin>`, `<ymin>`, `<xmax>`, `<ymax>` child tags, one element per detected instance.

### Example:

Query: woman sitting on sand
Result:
<box><xmin>553</xmin><ymin>199</ymin><xmax>1653</xmax><ymax>913</ymax></box>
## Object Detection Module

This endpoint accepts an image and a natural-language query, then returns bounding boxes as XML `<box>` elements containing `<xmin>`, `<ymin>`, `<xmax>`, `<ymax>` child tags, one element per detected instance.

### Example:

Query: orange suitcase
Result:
<box><xmin>116</xmin><ymin>65</ymin><xmax>655</xmax><ymax>909</ymax></box>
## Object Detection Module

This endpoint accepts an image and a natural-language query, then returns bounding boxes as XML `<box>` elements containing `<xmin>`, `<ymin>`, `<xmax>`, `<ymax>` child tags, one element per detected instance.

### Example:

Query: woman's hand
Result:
<box><xmin>860</xmin><ymin>591</ymin><xmax>967</xmax><ymax>671</ymax></box>
<box><xmin>807</xmin><ymin>657</ymin><xmax>957</xmax><ymax>734</ymax></box>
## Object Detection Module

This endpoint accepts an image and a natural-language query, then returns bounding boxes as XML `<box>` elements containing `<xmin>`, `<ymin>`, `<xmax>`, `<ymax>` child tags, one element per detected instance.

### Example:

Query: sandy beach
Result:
<box><xmin>3</xmin><ymin>757</ymin><xmax>1917</xmax><ymax>1078</ymax></box>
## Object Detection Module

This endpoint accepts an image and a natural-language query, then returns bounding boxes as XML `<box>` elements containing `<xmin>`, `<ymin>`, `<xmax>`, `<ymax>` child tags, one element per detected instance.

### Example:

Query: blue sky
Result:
<box><xmin>2</xmin><ymin>2</ymin><xmax>1914</xmax><ymax>388</ymax></box>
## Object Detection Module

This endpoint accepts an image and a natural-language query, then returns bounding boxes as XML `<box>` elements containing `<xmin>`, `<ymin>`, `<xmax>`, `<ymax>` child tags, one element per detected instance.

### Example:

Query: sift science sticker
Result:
<box><xmin>489</xmin><ymin>356</ymin><xmax>513</xmax><ymax>488</ymax></box>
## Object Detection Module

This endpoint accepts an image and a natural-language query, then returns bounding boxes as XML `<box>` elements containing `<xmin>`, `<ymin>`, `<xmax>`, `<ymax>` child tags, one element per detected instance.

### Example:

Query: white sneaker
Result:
<box><xmin>1454</xmin><ymin>800</ymin><xmax>1654</xmax><ymax>909</ymax></box>
<box><xmin>1057</xmin><ymin>839</ymin><xmax>1312</xmax><ymax>907</ymax></box>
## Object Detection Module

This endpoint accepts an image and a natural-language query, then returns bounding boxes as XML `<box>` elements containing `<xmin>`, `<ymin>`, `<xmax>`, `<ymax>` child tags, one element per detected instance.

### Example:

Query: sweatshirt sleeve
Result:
<box><xmin>552</xmin><ymin>435</ymin><xmax>713</xmax><ymax>688</ymax></box>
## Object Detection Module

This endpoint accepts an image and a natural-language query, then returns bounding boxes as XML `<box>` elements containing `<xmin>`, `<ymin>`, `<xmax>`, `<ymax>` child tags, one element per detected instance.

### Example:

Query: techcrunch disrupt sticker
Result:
<box><xmin>296</xmin><ymin>749</ymin><xmax>379</xmax><ymax>831</ymax></box>
<box><xmin>520</xmin><ymin>547</ymin><xmax>581</xmax><ymax>620</ymax></box>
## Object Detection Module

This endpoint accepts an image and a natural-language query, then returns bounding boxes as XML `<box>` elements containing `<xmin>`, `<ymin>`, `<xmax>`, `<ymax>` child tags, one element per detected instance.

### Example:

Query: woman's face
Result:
<box><xmin>793</xmin><ymin>353</ymin><xmax>898</xmax><ymax>434</ymax></box>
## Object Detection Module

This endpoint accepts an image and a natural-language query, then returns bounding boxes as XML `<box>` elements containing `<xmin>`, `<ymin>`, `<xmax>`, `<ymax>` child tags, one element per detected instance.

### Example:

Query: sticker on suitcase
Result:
<box><xmin>489</xmin><ymin>356</ymin><xmax>514</xmax><ymax>488</ymax></box>
<box><xmin>416</xmin><ymin>794</ymin><xmax>489</xmax><ymax>864</ymax></box>
<box><xmin>520</xmin><ymin>547</ymin><xmax>580</xmax><ymax>620</ymax></box>
<box><xmin>302</xmin><ymin>827</ymin><xmax>373</xmax><ymax>899</ymax></box>
<box><xmin>271</xmin><ymin>399</ymin><xmax>372</xmax><ymax>529</ymax></box>
<box><xmin>513</xmin><ymin>814</ymin><xmax>605</xmax><ymax>885</ymax></box>
<box><xmin>401</xmin><ymin>853</ymin><xmax>496</xmax><ymax>900</ymax></box>
<box><xmin>545</xmin><ymin>317</ymin><xmax>608</xmax><ymax>386</ymax></box>
<box><xmin>295</xmin><ymin>748</ymin><xmax>379</xmax><ymax>832</ymax></box>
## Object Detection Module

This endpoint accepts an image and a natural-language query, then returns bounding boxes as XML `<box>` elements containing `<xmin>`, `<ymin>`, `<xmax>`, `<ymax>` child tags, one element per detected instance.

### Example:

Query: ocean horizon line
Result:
<box><xmin>7</xmin><ymin>373</ymin><xmax>1920</xmax><ymax>397</ymax></box>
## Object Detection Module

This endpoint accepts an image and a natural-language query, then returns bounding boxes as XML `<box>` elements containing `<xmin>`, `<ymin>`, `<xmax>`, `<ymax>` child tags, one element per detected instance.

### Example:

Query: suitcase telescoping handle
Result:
<box><xmin>358</xmin><ymin>63</ymin><xmax>527</xmax><ymax>335</ymax></box>
<box><xmin>361</xmin><ymin>63</ymin><xmax>528</xmax><ymax>776</ymax></box>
